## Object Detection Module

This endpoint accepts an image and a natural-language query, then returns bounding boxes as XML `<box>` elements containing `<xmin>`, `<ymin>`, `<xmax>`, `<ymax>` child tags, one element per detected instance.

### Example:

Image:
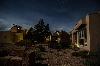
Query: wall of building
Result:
<box><xmin>80</xmin><ymin>15</ymin><xmax>90</xmax><ymax>51</ymax></box>
<box><xmin>15</xmin><ymin>33</ymin><xmax>23</xmax><ymax>42</ymax></box>
<box><xmin>0</xmin><ymin>31</ymin><xmax>15</xmax><ymax>44</ymax></box>
<box><xmin>89</xmin><ymin>13</ymin><xmax>100</xmax><ymax>52</ymax></box>
<box><xmin>0</xmin><ymin>31</ymin><xmax>24</xmax><ymax>44</ymax></box>
<box><xmin>71</xmin><ymin>12</ymin><xmax>100</xmax><ymax>52</ymax></box>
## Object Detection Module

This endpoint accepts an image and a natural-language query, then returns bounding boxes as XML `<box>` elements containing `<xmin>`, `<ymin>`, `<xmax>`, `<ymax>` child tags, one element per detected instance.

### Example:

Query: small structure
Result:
<box><xmin>10</xmin><ymin>24</ymin><xmax>23</xmax><ymax>33</ymax></box>
<box><xmin>45</xmin><ymin>34</ymin><xmax>52</xmax><ymax>44</ymax></box>
<box><xmin>0</xmin><ymin>31</ymin><xmax>15</xmax><ymax>44</ymax></box>
<box><xmin>0</xmin><ymin>24</ymin><xmax>26</xmax><ymax>44</ymax></box>
<box><xmin>10</xmin><ymin>24</ymin><xmax>26</xmax><ymax>43</ymax></box>
<box><xmin>51</xmin><ymin>31</ymin><xmax>61</xmax><ymax>44</ymax></box>
<box><xmin>70</xmin><ymin>11</ymin><xmax>100</xmax><ymax>52</ymax></box>
<box><xmin>51</xmin><ymin>31</ymin><xmax>70</xmax><ymax>44</ymax></box>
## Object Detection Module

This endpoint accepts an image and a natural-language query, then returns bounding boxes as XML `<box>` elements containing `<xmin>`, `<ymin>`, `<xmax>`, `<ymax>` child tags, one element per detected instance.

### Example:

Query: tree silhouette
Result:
<box><xmin>60</xmin><ymin>30</ymin><xmax>71</xmax><ymax>48</ymax></box>
<box><xmin>24</xmin><ymin>19</ymin><xmax>51</xmax><ymax>44</ymax></box>
<box><xmin>26</xmin><ymin>27</ymin><xmax>34</xmax><ymax>41</ymax></box>
<box><xmin>33</xmin><ymin>19</ymin><xmax>51</xmax><ymax>43</ymax></box>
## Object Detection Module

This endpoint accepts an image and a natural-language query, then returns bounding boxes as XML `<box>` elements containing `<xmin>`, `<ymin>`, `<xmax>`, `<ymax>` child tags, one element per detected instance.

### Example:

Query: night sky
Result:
<box><xmin>0</xmin><ymin>0</ymin><xmax>100</xmax><ymax>32</ymax></box>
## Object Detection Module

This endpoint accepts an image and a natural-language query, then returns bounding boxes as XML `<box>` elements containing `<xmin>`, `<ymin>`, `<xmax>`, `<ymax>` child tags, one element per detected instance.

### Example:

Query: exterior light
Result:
<box><xmin>57</xmin><ymin>32</ymin><xmax>59</xmax><ymax>35</ymax></box>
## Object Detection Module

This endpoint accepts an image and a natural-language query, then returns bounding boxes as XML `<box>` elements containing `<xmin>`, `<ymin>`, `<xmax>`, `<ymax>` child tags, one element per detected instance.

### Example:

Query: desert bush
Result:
<box><xmin>83</xmin><ymin>59</ymin><xmax>96</xmax><ymax>66</ymax></box>
<box><xmin>71</xmin><ymin>51</ymin><xmax>80</xmax><ymax>57</ymax></box>
<box><xmin>72</xmin><ymin>51</ymin><xmax>89</xmax><ymax>58</ymax></box>
<box><xmin>37</xmin><ymin>45</ymin><xmax>46</xmax><ymax>52</ymax></box>
<box><xmin>48</xmin><ymin>41</ymin><xmax>58</xmax><ymax>49</ymax></box>
<box><xmin>0</xmin><ymin>49</ymin><xmax>9</xmax><ymax>57</ymax></box>
<box><xmin>34</xmin><ymin>46</ymin><xmax>45</xmax><ymax>63</ymax></box>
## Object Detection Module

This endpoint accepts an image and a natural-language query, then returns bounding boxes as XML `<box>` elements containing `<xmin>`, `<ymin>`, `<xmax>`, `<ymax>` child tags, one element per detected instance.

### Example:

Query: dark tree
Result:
<box><xmin>23</xmin><ymin>19</ymin><xmax>51</xmax><ymax>44</ymax></box>
<box><xmin>26</xmin><ymin>27</ymin><xmax>34</xmax><ymax>41</ymax></box>
<box><xmin>60</xmin><ymin>30</ymin><xmax>71</xmax><ymax>48</ymax></box>
<box><xmin>45</xmin><ymin>24</ymin><xmax>51</xmax><ymax>37</ymax></box>
<box><xmin>33</xmin><ymin>19</ymin><xmax>51</xmax><ymax>43</ymax></box>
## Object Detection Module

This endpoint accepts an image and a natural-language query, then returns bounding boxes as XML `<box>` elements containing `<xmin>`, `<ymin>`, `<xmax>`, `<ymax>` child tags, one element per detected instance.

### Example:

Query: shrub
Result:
<box><xmin>71</xmin><ymin>51</ymin><xmax>80</xmax><ymax>57</ymax></box>
<box><xmin>72</xmin><ymin>51</ymin><xmax>89</xmax><ymax>58</ymax></box>
<box><xmin>0</xmin><ymin>49</ymin><xmax>9</xmax><ymax>57</ymax></box>
<box><xmin>37</xmin><ymin>45</ymin><xmax>46</xmax><ymax>52</ymax></box>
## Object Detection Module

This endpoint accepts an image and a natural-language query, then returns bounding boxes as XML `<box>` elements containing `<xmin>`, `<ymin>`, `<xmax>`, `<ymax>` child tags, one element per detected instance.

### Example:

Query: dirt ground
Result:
<box><xmin>36</xmin><ymin>45</ymin><xmax>99</xmax><ymax>66</ymax></box>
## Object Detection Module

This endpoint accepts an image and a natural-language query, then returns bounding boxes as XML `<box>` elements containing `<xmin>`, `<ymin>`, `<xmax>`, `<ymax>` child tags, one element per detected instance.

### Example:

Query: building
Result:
<box><xmin>10</xmin><ymin>24</ymin><xmax>26</xmax><ymax>43</ymax></box>
<box><xmin>70</xmin><ymin>11</ymin><xmax>100</xmax><ymax>52</ymax></box>
<box><xmin>10</xmin><ymin>24</ymin><xmax>23</xmax><ymax>33</ymax></box>
<box><xmin>45</xmin><ymin>35</ymin><xmax>51</xmax><ymax>43</ymax></box>
<box><xmin>0</xmin><ymin>31</ymin><xmax>15</xmax><ymax>44</ymax></box>
<box><xmin>51</xmin><ymin>31</ymin><xmax>61</xmax><ymax>44</ymax></box>
<box><xmin>51</xmin><ymin>31</ymin><xmax>70</xmax><ymax>44</ymax></box>
<box><xmin>0</xmin><ymin>25</ymin><xmax>26</xmax><ymax>44</ymax></box>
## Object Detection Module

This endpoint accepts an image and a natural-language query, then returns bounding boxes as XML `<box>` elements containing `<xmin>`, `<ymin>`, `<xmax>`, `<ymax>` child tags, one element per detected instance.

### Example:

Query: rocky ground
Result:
<box><xmin>0</xmin><ymin>44</ymin><xmax>99</xmax><ymax>66</ymax></box>
<box><xmin>41</xmin><ymin>48</ymin><xmax>85</xmax><ymax>66</ymax></box>
<box><xmin>36</xmin><ymin>45</ymin><xmax>99</xmax><ymax>66</ymax></box>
